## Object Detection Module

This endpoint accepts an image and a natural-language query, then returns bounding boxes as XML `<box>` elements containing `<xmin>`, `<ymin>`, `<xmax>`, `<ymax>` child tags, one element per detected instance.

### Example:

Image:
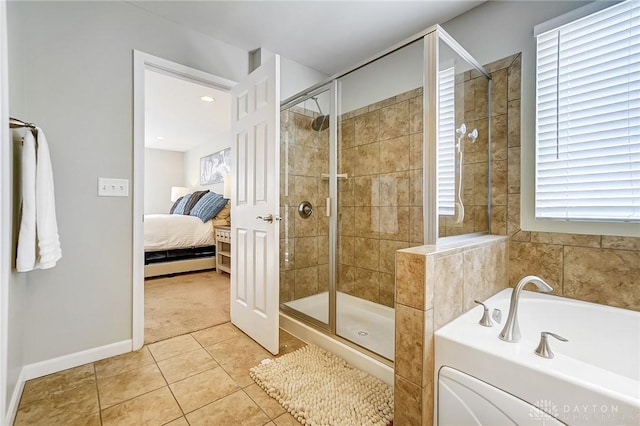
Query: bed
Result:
<box><xmin>144</xmin><ymin>191</ymin><xmax>230</xmax><ymax>278</ymax></box>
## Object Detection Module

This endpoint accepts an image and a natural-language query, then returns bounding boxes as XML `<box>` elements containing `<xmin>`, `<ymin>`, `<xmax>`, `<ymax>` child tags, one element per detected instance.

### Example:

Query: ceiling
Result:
<box><xmin>130</xmin><ymin>0</ymin><xmax>485</xmax><ymax>76</ymax></box>
<box><xmin>140</xmin><ymin>1</ymin><xmax>485</xmax><ymax>152</ymax></box>
<box><xmin>144</xmin><ymin>70</ymin><xmax>231</xmax><ymax>152</ymax></box>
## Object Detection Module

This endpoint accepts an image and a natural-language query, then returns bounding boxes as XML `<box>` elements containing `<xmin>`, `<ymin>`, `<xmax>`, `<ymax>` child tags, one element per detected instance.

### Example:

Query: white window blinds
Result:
<box><xmin>438</xmin><ymin>66</ymin><xmax>455</xmax><ymax>216</ymax></box>
<box><xmin>535</xmin><ymin>0</ymin><xmax>640</xmax><ymax>222</ymax></box>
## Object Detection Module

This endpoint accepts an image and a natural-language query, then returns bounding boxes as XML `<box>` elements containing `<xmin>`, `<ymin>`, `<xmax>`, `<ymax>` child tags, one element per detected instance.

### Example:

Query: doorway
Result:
<box><xmin>132</xmin><ymin>51</ymin><xmax>236</xmax><ymax>350</ymax></box>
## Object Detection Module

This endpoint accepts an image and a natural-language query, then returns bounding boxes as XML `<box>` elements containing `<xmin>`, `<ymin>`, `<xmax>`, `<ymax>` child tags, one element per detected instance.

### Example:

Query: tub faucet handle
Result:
<box><xmin>473</xmin><ymin>300</ymin><xmax>493</xmax><ymax>327</ymax></box>
<box><xmin>534</xmin><ymin>331</ymin><xmax>568</xmax><ymax>359</ymax></box>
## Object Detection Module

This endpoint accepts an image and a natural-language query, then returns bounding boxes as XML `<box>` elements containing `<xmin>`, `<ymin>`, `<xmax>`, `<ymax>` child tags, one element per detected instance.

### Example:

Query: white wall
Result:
<box><xmin>184</xmin><ymin>131</ymin><xmax>230</xmax><ymax>195</ymax></box>
<box><xmin>441</xmin><ymin>0</ymin><xmax>632</xmax><ymax>236</ymax></box>
<box><xmin>280</xmin><ymin>55</ymin><xmax>328</xmax><ymax>102</ymax></box>
<box><xmin>144</xmin><ymin>148</ymin><xmax>185</xmax><ymax>214</ymax></box>
<box><xmin>339</xmin><ymin>38</ymin><xmax>423</xmax><ymax>114</ymax></box>
<box><xmin>7</xmin><ymin>1</ymin><xmax>248</xmax><ymax>366</ymax></box>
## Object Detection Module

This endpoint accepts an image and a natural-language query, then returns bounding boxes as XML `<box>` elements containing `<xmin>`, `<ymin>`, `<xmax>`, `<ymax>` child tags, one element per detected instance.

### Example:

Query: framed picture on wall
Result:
<box><xmin>200</xmin><ymin>148</ymin><xmax>231</xmax><ymax>185</ymax></box>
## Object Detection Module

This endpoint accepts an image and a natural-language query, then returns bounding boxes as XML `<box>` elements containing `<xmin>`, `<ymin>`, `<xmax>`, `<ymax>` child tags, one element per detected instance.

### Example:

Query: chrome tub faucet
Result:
<box><xmin>499</xmin><ymin>275</ymin><xmax>553</xmax><ymax>343</ymax></box>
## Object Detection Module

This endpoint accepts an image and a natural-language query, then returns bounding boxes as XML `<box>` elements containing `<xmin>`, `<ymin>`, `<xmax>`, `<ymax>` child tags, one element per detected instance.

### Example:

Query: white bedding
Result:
<box><xmin>144</xmin><ymin>214</ymin><xmax>215</xmax><ymax>251</ymax></box>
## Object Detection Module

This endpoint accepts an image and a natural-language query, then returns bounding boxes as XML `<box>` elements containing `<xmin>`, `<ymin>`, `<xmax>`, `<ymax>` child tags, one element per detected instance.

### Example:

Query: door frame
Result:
<box><xmin>0</xmin><ymin>1</ymin><xmax>10</xmax><ymax>421</ymax></box>
<box><xmin>132</xmin><ymin>51</ymin><xmax>236</xmax><ymax>350</ymax></box>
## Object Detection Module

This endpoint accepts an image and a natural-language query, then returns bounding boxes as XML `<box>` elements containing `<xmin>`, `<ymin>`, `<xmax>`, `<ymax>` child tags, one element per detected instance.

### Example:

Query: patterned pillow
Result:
<box><xmin>190</xmin><ymin>192</ymin><xmax>228</xmax><ymax>223</ymax></box>
<box><xmin>169</xmin><ymin>196</ymin><xmax>184</xmax><ymax>214</ymax></box>
<box><xmin>183</xmin><ymin>190</ymin><xmax>209</xmax><ymax>215</ymax></box>
<box><xmin>172</xmin><ymin>193</ymin><xmax>192</xmax><ymax>215</ymax></box>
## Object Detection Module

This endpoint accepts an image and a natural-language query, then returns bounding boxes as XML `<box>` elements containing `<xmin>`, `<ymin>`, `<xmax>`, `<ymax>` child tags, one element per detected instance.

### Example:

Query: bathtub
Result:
<box><xmin>435</xmin><ymin>289</ymin><xmax>640</xmax><ymax>425</ymax></box>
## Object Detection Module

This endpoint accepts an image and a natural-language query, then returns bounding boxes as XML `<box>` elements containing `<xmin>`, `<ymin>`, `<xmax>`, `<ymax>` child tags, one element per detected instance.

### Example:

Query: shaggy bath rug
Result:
<box><xmin>250</xmin><ymin>345</ymin><xmax>394</xmax><ymax>426</ymax></box>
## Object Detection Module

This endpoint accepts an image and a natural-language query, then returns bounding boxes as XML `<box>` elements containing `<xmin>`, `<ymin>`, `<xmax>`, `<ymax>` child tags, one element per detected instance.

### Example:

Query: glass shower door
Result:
<box><xmin>279</xmin><ymin>86</ymin><xmax>332</xmax><ymax>329</ymax></box>
<box><xmin>334</xmin><ymin>39</ymin><xmax>424</xmax><ymax>361</ymax></box>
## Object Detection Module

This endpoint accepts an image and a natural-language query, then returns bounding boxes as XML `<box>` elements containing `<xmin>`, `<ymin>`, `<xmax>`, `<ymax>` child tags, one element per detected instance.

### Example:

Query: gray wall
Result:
<box><xmin>144</xmin><ymin>148</ymin><xmax>185</xmax><ymax>215</ymax></box>
<box><xmin>7</xmin><ymin>1</ymin><xmax>248</xmax><ymax>365</ymax></box>
<box><xmin>6</xmin><ymin>1</ymin><xmax>26</xmax><ymax>412</ymax></box>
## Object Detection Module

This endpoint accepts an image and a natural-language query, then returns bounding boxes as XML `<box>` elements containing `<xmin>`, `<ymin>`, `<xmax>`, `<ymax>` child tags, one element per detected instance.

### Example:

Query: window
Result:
<box><xmin>535</xmin><ymin>0</ymin><xmax>639</xmax><ymax>223</ymax></box>
<box><xmin>438</xmin><ymin>66</ymin><xmax>455</xmax><ymax>216</ymax></box>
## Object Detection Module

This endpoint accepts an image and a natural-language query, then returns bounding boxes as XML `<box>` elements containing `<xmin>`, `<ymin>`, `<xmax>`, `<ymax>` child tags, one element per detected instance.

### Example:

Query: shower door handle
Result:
<box><xmin>256</xmin><ymin>214</ymin><xmax>274</xmax><ymax>223</ymax></box>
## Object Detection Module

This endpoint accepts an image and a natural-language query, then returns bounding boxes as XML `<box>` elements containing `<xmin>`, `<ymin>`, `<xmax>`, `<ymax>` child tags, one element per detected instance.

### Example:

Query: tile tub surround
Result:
<box><xmin>394</xmin><ymin>235</ymin><xmax>509</xmax><ymax>425</ymax></box>
<box><xmin>475</xmin><ymin>53</ymin><xmax>640</xmax><ymax>312</ymax></box>
<box><xmin>509</xmin><ymin>235</ymin><xmax>640</xmax><ymax>311</ymax></box>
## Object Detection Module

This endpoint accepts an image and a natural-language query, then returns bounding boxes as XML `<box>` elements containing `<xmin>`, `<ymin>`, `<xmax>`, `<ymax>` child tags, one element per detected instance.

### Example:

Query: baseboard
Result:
<box><xmin>4</xmin><ymin>368</ymin><xmax>25</xmax><ymax>426</ymax></box>
<box><xmin>22</xmin><ymin>339</ymin><xmax>132</xmax><ymax>381</ymax></box>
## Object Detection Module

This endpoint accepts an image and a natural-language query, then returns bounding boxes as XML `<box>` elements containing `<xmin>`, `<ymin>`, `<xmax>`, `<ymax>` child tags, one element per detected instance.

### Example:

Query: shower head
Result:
<box><xmin>311</xmin><ymin>115</ymin><xmax>330</xmax><ymax>131</ymax></box>
<box><xmin>456</xmin><ymin>123</ymin><xmax>467</xmax><ymax>136</ymax></box>
<box><xmin>310</xmin><ymin>96</ymin><xmax>329</xmax><ymax>131</ymax></box>
<box><xmin>468</xmin><ymin>128</ymin><xmax>478</xmax><ymax>143</ymax></box>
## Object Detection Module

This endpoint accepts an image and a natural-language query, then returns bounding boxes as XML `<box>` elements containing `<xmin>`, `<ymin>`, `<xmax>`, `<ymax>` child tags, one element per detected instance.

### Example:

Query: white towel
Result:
<box><xmin>34</xmin><ymin>127</ymin><xmax>61</xmax><ymax>269</ymax></box>
<box><xmin>15</xmin><ymin>128</ymin><xmax>62</xmax><ymax>272</ymax></box>
<box><xmin>16</xmin><ymin>130</ymin><xmax>37</xmax><ymax>272</ymax></box>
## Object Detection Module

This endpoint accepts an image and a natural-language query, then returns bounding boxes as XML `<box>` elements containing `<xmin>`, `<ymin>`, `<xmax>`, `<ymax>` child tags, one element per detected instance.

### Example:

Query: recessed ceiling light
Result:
<box><xmin>157</xmin><ymin>136</ymin><xmax>166</xmax><ymax>141</ymax></box>
<box><xmin>201</xmin><ymin>96</ymin><xmax>215</xmax><ymax>103</ymax></box>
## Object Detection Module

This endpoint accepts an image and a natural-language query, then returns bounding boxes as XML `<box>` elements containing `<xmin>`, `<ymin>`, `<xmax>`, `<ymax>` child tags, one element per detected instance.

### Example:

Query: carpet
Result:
<box><xmin>144</xmin><ymin>270</ymin><xmax>230</xmax><ymax>344</ymax></box>
<box><xmin>250</xmin><ymin>345</ymin><xmax>394</xmax><ymax>426</ymax></box>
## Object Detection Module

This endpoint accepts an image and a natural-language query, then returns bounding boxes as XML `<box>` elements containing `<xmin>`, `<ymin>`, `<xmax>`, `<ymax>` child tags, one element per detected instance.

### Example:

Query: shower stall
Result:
<box><xmin>278</xmin><ymin>25</ymin><xmax>491</xmax><ymax>368</ymax></box>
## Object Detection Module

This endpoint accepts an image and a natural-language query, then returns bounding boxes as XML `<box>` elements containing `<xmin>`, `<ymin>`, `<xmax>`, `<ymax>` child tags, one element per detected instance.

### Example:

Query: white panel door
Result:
<box><xmin>230</xmin><ymin>57</ymin><xmax>280</xmax><ymax>354</ymax></box>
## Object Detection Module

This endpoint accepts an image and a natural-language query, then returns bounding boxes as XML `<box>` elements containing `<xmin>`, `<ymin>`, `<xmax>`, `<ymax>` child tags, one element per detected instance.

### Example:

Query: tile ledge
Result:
<box><xmin>400</xmin><ymin>235</ymin><xmax>508</xmax><ymax>257</ymax></box>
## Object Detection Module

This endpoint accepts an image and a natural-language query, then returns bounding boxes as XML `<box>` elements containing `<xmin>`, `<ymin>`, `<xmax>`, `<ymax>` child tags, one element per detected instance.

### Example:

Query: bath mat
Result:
<box><xmin>250</xmin><ymin>345</ymin><xmax>393</xmax><ymax>425</ymax></box>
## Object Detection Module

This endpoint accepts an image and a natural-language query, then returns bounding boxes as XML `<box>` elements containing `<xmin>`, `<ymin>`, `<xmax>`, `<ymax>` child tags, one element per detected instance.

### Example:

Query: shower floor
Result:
<box><xmin>284</xmin><ymin>291</ymin><xmax>395</xmax><ymax>361</ymax></box>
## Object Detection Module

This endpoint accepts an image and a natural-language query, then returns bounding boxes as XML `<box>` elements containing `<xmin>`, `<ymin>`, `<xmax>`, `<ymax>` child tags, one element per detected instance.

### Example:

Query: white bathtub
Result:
<box><xmin>435</xmin><ymin>289</ymin><xmax>640</xmax><ymax>425</ymax></box>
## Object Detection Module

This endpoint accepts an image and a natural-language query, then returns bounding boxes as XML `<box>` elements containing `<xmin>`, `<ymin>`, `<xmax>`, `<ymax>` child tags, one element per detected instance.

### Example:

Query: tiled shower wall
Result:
<box><xmin>439</xmin><ymin>73</ymin><xmax>490</xmax><ymax>237</ymax></box>
<box><xmin>279</xmin><ymin>107</ymin><xmax>330</xmax><ymax>303</ymax></box>
<box><xmin>337</xmin><ymin>87</ymin><xmax>424</xmax><ymax>308</ymax></box>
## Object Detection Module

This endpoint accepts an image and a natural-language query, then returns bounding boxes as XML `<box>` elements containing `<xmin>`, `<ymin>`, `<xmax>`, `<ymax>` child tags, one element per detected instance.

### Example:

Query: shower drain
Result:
<box><xmin>357</xmin><ymin>330</ymin><xmax>369</xmax><ymax>336</ymax></box>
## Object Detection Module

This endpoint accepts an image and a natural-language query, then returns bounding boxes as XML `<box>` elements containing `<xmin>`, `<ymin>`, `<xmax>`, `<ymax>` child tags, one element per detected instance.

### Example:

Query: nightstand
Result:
<box><xmin>215</xmin><ymin>226</ymin><xmax>231</xmax><ymax>275</ymax></box>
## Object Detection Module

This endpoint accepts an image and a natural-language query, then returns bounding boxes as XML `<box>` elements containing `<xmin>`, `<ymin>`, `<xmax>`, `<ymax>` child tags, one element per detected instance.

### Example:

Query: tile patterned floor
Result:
<box><xmin>14</xmin><ymin>325</ymin><xmax>307</xmax><ymax>425</ymax></box>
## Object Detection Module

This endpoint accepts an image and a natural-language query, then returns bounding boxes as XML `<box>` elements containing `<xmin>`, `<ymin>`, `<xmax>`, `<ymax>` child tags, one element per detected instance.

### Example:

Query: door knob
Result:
<box><xmin>256</xmin><ymin>214</ymin><xmax>273</xmax><ymax>223</ymax></box>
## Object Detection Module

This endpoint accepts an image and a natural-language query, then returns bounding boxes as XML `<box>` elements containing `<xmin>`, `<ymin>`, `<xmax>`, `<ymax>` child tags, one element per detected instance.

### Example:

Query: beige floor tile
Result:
<box><xmin>101</xmin><ymin>387</ymin><xmax>182</xmax><ymax>426</ymax></box>
<box><xmin>186</xmin><ymin>390</ymin><xmax>270</xmax><ymax>426</ymax></box>
<box><xmin>157</xmin><ymin>348</ymin><xmax>218</xmax><ymax>383</ymax></box>
<box><xmin>19</xmin><ymin>364</ymin><xmax>95</xmax><ymax>407</ymax></box>
<box><xmin>244</xmin><ymin>383</ymin><xmax>285</xmax><ymax>419</ymax></box>
<box><xmin>191</xmin><ymin>322</ymin><xmax>243</xmax><ymax>347</ymax></box>
<box><xmin>169</xmin><ymin>367</ymin><xmax>240</xmax><ymax>413</ymax></box>
<box><xmin>164</xmin><ymin>417</ymin><xmax>190</xmax><ymax>426</ymax></box>
<box><xmin>14</xmin><ymin>382</ymin><xmax>99</xmax><ymax>425</ymax></box>
<box><xmin>277</xmin><ymin>330</ymin><xmax>306</xmax><ymax>357</ymax></box>
<box><xmin>64</xmin><ymin>411</ymin><xmax>102</xmax><ymax>426</ymax></box>
<box><xmin>94</xmin><ymin>347</ymin><xmax>155</xmax><ymax>379</ymax></box>
<box><xmin>205</xmin><ymin>334</ymin><xmax>272</xmax><ymax>365</ymax></box>
<box><xmin>219</xmin><ymin>353</ymin><xmax>266</xmax><ymax>388</ymax></box>
<box><xmin>148</xmin><ymin>334</ymin><xmax>202</xmax><ymax>361</ymax></box>
<box><xmin>97</xmin><ymin>364</ymin><xmax>166</xmax><ymax>408</ymax></box>
<box><xmin>272</xmin><ymin>412</ymin><xmax>300</xmax><ymax>426</ymax></box>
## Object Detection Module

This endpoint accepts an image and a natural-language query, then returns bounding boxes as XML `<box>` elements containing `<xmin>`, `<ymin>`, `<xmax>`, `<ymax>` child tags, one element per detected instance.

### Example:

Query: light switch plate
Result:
<box><xmin>98</xmin><ymin>178</ymin><xmax>129</xmax><ymax>197</ymax></box>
